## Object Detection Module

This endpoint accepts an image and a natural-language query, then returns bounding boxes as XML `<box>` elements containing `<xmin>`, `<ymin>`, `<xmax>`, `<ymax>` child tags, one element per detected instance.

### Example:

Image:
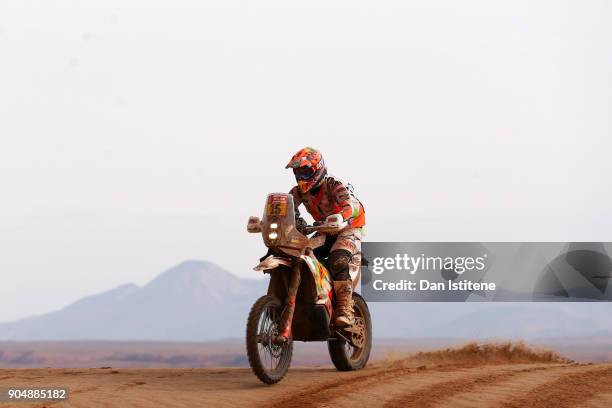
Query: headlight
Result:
<box><xmin>269</xmin><ymin>223</ymin><xmax>278</xmax><ymax>229</ymax></box>
<box><xmin>268</xmin><ymin>231</ymin><xmax>278</xmax><ymax>239</ymax></box>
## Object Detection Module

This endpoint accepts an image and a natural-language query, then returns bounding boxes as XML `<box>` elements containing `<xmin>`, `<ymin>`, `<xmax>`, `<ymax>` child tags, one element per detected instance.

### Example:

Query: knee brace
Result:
<box><xmin>328</xmin><ymin>249</ymin><xmax>352</xmax><ymax>281</ymax></box>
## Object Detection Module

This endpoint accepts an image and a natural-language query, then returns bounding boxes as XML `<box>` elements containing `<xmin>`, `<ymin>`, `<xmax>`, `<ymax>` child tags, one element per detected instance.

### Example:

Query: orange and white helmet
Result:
<box><xmin>286</xmin><ymin>147</ymin><xmax>327</xmax><ymax>193</ymax></box>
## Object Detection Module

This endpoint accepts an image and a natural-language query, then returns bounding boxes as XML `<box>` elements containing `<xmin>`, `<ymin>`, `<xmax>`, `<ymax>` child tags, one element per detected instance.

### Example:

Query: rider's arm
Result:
<box><xmin>289</xmin><ymin>186</ymin><xmax>303</xmax><ymax>218</ymax></box>
<box><xmin>330</xmin><ymin>178</ymin><xmax>360</xmax><ymax>224</ymax></box>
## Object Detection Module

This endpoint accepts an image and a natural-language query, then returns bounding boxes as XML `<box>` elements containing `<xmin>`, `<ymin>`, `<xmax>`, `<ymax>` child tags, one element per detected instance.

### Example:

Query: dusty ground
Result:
<box><xmin>1</xmin><ymin>343</ymin><xmax>611</xmax><ymax>408</ymax></box>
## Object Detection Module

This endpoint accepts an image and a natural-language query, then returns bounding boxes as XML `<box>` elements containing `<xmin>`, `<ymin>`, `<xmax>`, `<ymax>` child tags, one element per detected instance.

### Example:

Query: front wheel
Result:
<box><xmin>246</xmin><ymin>295</ymin><xmax>293</xmax><ymax>384</ymax></box>
<box><xmin>328</xmin><ymin>293</ymin><xmax>372</xmax><ymax>371</ymax></box>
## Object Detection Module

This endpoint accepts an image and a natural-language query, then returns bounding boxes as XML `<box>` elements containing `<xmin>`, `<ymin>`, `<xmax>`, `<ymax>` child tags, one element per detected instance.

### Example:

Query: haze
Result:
<box><xmin>0</xmin><ymin>0</ymin><xmax>610</xmax><ymax>322</ymax></box>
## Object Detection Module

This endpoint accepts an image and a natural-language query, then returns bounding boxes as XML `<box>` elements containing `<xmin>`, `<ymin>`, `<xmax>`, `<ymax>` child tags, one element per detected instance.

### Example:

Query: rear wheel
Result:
<box><xmin>328</xmin><ymin>293</ymin><xmax>372</xmax><ymax>371</ymax></box>
<box><xmin>246</xmin><ymin>295</ymin><xmax>293</xmax><ymax>384</ymax></box>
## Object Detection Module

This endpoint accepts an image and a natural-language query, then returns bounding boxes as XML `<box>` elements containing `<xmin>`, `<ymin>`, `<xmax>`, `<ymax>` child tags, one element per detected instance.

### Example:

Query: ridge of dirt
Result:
<box><xmin>401</xmin><ymin>341</ymin><xmax>570</xmax><ymax>366</ymax></box>
<box><xmin>382</xmin><ymin>365</ymin><xmax>562</xmax><ymax>408</ymax></box>
<box><xmin>501</xmin><ymin>366</ymin><xmax>612</xmax><ymax>408</ymax></box>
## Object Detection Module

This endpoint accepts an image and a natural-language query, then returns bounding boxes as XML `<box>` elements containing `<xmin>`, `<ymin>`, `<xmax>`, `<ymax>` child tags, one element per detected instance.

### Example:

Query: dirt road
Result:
<box><xmin>1</xmin><ymin>361</ymin><xmax>612</xmax><ymax>408</ymax></box>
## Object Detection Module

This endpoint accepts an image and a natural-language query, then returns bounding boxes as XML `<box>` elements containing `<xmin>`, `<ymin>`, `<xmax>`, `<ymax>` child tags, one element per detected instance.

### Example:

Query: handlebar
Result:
<box><xmin>303</xmin><ymin>225</ymin><xmax>322</xmax><ymax>235</ymax></box>
<box><xmin>303</xmin><ymin>224</ymin><xmax>337</xmax><ymax>235</ymax></box>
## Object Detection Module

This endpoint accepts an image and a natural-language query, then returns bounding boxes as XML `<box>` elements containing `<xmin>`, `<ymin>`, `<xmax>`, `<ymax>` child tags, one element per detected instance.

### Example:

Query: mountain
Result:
<box><xmin>0</xmin><ymin>261</ymin><xmax>267</xmax><ymax>341</ymax></box>
<box><xmin>0</xmin><ymin>260</ymin><xmax>611</xmax><ymax>341</ymax></box>
<box><xmin>368</xmin><ymin>302</ymin><xmax>612</xmax><ymax>340</ymax></box>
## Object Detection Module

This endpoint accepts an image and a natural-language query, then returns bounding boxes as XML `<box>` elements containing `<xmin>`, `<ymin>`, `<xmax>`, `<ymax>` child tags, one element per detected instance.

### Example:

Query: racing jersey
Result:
<box><xmin>289</xmin><ymin>176</ymin><xmax>365</xmax><ymax>228</ymax></box>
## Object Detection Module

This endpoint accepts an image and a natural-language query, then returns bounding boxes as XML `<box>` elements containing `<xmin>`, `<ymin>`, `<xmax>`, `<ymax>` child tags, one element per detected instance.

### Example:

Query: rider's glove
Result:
<box><xmin>296</xmin><ymin>217</ymin><xmax>308</xmax><ymax>234</ymax></box>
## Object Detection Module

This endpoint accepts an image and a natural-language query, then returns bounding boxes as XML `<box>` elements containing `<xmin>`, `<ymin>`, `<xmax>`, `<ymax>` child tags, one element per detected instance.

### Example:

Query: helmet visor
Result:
<box><xmin>293</xmin><ymin>166</ymin><xmax>315</xmax><ymax>181</ymax></box>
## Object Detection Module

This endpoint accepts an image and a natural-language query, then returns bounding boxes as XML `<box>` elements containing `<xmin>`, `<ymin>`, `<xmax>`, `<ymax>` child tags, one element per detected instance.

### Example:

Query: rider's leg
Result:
<box><xmin>329</xmin><ymin>249</ymin><xmax>354</xmax><ymax>326</ymax></box>
<box><xmin>329</xmin><ymin>228</ymin><xmax>363</xmax><ymax>326</ymax></box>
<box><xmin>329</xmin><ymin>249</ymin><xmax>351</xmax><ymax>280</ymax></box>
<box><xmin>312</xmin><ymin>233</ymin><xmax>335</xmax><ymax>267</ymax></box>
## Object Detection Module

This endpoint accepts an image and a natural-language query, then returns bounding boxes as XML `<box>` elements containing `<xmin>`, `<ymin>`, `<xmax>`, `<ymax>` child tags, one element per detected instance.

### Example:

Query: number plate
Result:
<box><xmin>266</xmin><ymin>194</ymin><xmax>288</xmax><ymax>216</ymax></box>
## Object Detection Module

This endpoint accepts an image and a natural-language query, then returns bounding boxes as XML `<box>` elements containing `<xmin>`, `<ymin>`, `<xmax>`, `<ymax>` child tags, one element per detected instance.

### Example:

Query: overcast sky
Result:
<box><xmin>1</xmin><ymin>0</ymin><xmax>611</xmax><ymax>322</ymax></box>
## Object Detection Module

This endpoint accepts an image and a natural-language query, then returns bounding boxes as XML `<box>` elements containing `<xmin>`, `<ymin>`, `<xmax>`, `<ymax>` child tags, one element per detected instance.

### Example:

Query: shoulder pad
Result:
<box><xmin>325</xmin><ymin>174</ymin><xmax>345</xmax><ymax>187</ymax></box>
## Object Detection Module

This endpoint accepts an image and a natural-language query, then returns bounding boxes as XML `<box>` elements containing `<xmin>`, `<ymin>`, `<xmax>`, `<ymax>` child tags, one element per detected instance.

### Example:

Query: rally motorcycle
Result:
<box><xmin>246</xmin><ymin>193</ymin><xmax>372</xmax><ymax>384</ymax></box>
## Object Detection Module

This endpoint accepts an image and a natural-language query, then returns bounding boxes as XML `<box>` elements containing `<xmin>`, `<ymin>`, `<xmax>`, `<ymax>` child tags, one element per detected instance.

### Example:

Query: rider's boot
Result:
<box><xmin>333</xmin><ymin>280</ymin><xmax>354</xmax><ymax>327</ymax></box>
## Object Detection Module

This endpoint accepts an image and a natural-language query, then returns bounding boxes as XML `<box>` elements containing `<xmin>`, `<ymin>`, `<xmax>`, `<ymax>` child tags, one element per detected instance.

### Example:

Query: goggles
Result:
<box><xmin>293</xmin><ymin>166</ymin><xmax>315</xmax><ymax>181</ymax></box>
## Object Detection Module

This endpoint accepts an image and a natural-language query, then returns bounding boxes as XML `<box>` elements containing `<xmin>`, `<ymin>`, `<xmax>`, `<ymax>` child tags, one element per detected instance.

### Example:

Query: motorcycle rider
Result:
<box><xmin>286</xmin><ymin>147</ymin><xmax>365</xmax><ymax>327</ymax></box>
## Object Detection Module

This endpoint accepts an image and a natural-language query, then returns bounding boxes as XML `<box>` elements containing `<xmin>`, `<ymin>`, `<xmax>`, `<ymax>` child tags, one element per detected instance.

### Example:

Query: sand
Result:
<box><xmin>1</xmin><ymin>343</ymin><xmax>611</xmax><ymax>408</ymax></box>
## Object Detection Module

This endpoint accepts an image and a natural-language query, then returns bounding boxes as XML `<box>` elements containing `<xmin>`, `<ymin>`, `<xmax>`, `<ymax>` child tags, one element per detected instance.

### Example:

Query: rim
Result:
<box><xmin>256</xmin><ymin>303</ymin><xmax>290</xmax><ymax>375</ymax></box>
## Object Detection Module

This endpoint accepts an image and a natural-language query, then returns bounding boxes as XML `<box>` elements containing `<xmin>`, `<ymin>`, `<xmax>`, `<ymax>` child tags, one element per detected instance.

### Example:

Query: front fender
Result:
<box><xmin>253</xmin><ymin>255</ymin><xmax>292</xmax><ymax>272</ymax></box>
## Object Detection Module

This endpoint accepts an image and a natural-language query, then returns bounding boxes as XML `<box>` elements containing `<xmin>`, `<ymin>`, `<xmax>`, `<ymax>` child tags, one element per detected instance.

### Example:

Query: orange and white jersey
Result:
<box><xmin>290</xmin><ymin>176</ymin><xmax>365</xmax><ymax>228</ymax></box>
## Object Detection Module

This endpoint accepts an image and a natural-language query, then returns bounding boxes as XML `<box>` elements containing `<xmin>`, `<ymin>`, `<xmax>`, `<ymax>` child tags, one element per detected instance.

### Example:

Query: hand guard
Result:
<box><xmin>323</xmin><ymin>213</ymin><xmax>348</xmax><ymax>232</ymax></box>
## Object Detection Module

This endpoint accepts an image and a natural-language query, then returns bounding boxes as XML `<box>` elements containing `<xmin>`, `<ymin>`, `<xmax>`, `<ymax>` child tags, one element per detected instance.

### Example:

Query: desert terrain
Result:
<box><xmin>1</xmin><ymin>343</ymin><xmax>612</xmax><ymax>408</ymax></box>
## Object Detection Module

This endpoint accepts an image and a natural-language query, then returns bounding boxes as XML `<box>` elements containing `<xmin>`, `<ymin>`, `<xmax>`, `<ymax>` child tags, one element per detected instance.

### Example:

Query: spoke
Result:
<box><xmin>256</xmin><ymin>303</ymin><xmax>286</xmax><ymax>374</ymax></box>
